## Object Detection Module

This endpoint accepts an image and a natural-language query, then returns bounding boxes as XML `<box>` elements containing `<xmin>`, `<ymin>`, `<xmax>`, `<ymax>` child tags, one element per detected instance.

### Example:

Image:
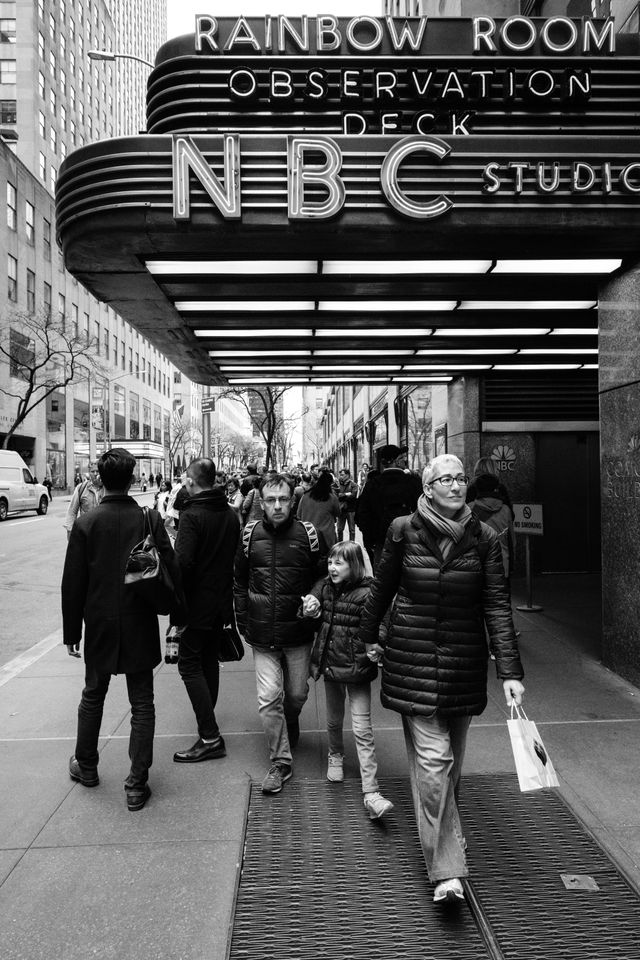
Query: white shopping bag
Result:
<box><xmin>507</xmin><ymin>704</ymin><xmax>559</xmax><ymax>792</ymax></box>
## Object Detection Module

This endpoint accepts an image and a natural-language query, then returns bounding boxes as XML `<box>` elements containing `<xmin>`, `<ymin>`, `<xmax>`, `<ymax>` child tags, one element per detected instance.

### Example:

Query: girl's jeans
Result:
<box><xmin>324</xmin><ymin>679</ymin><xmax>379</xmax><ymax>794</ymax></box>
<box><xmin>402</xmin><ymin>713</ymin><xmax>471</xmax><ymax>883</ymax></box>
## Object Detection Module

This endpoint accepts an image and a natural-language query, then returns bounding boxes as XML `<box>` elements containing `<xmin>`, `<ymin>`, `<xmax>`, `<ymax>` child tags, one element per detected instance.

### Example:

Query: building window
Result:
<box><xmin>39</xmin><ymin>152</ymin><xmax>46</xmax><ymax>181</ymax></box>
<box><xmin>94</xmin><ymin>321</ymin><xmax>100</xmax><ymax>353</ymax></box>
<box><xmin>70</xmin><ymin>303</ymin><xmax>78</xmax><ymax>337</ymax></box>
<box><xmin>1</xmin><ymin>98</ymin><xmax>16</xmax><ymax>123</ymax></box>
<box><xmin>60</xmin><ymin>141</ymin><xmax>67</xmax><ymax>160</ymax></box>
<box><xmin>48</xmin><ymin>12</ymin><xmax>55</xmax><ymax>40</ymax></box>
<box><xmin>60</xmin><ymin>104</ymin><xmax>66</xmax><ymax>131</ymax></box>
<box><xmin>0</xmin><ymin>19</ymin><xmax>16</xmax><ymax>43</ymax></box>
<box><xmin>83</xmin><ymin>312</ymin><xmax>89</xmax><ymax>342</ymax></box>
<box><xmin>135</xmin><ymin>352</ymin><xmax>139</xmax><ymax>378</ymax></box>
<box><xmin>6</xmin><ymin>182</ymin><xmax>16</xmax><ymax>230</ymax></box>
<box><xmin>49</xmin><ymin>166</ymin><xmax>56</xmax><ymax>192</ymax></box>
<box><xmin>9</xmin><ymin>328</ymin><xmax>34</xmax><ymax>379</ymax></box>
<box><xmin>48</xmin><ymin>49</ymin><xmax>55</xmax><ymax>77</ymax></box>
<box><xmin>26</xmin><ymin>269</ymin><xmax>35</xmax><ymax>313</ymax></box>
<box><xmin>49</xmin><ymin>126</ymin><xmax>56</xmax><ymax>151</ymax></box>
<box><xmin>70</xmin><ymin>119</ymin><xmax>76</xmax><ymax>144</ymax></box>
<box><xmin>60</xmin><ymin>32</ymin><xmax>65</xmax><ymax>59</ymax></box>
<box><xmin>58</xmin><ymin>293</ymin><xmax>66</xmax><ymax>325</ymax></box>
<box><xmin>38</xmin><ymin>0</ymin><xmax>44</xmax><ymax>18</ymax></box>
<box><xmin>25</xmin><ymin>201</ymin><xmax>35</xmax><ymax>244</ymax></box>
<box><xmin>38</xmin><ymin>70</ymin><xmax>45</xmax><ymax>98</ymax></box>
<box><xmin>0</xmin><ymin>59</ymin><xmax>16</xmax><ymax>83</ymax></box>
<box><xmin>43</xmin><ymin>218</ymin><xmax>51</xmax><ymax>259</ymax></box>
<box><xmin>113</xmin><ymin>333</ymin><xmax>117</xmax><ymax>360</ymax></box>
<box><xmin>69</xmin><ymin>18</ymin><xmax>74</xmax><ymax>42</ymax></box>
<box><xmin>38</xmin><ymin>110</ymin><xmax>45</xmax><ymax>137</ymax></box>
<box><xmin>43</xmin><ymin>281</ymin><xmax>51</xmax><ymax>318</ymax></box>
<box><xmin>60</xmin><ymin>67</ymin><xmax>66</xmax><ymax>94</ymax></box>
<box><xmin>38</xmin><ymin>31</ymin><xmax>45</xmax><ymax>59</ymax></box>
<box><xmin>103</xmin><ymin>329</ymin><xmax>109</xmax><ymax>358</ymax></box>
<box><xmin>69</xmin><ymin>49</ymin><xmax>75</xmax><ymax>75</ymax></box>
<box><xmin>7</xmin><ymin>254</ymin><xmax>17</xmax><ymax>301</ymax></box>
<box><xmin>120</xmin><ymin>340</ymin><xmax>125</xmax><ymax>369</ymax></box>
<box><xmin>49</xmin><ymin>88</ymin><xmax>56</xmax><ymax>114</ymax></box>
<box><xmin>129</xmin><ymin>346</ymin><xmax>133</xmax><ymax>372</ymax></box>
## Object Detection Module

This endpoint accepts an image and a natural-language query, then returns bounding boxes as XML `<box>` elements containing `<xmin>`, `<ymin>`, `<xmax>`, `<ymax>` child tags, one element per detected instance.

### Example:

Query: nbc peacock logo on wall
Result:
<box><xmin>491</xmin><ymin>445</ymin><xmax>516</xmax><ymax>472</ymax></box>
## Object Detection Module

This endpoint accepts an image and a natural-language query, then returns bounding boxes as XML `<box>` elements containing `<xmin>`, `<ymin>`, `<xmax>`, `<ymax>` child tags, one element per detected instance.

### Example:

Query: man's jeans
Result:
<box><xmin>177</xmin><ymin>626</ymin><xmax>221</xmax><ymax>741</ymax></box>
<box><xmin>325</xmin><ymin>680</ymin><xmax>379</xmax><ymax>794</ymax></box>
<box><xmin>402</xmin><ymin>713</ymin><xmax>472</xmax><ymax>883</ymax></box>
<box><xmin>253</xmin><ymin>643</ymin><xmax>312</xmax><ymax>765</ymax></box>
<box><xmin>75</xmin><ymin>665</ymin><xmax>155</xmax><ymax>790</ymax></box>
<box><xmin>336</xmin><ymin>511</ymin><xmax>356</xmax><ymax>541</ymax></box>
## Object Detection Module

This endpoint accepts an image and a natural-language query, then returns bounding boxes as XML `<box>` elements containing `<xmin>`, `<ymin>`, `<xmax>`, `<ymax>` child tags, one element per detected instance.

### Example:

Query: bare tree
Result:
<box><xmin>217</xmin><ymin>386</ymin><xmax>290</xmax><ymax>470</ymax></box>
<box><xmin>0</xmin><ymin>311</ymin><xmax>102</xmax><ymax>450</ymax></box>
<box><xmin>168</xmin><ymin>407</ymin><xmax>202</xmax><ymax>477</ymax></box>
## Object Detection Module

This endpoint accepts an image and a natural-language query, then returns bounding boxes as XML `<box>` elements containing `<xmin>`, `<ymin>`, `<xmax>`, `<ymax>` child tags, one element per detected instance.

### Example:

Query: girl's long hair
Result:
<box><xmin>309</xmin><ymin>469</ymin><xmax>334</xmax><ymax>502</ymax></box>
<box><xmin>328</xmin><ymin>540</ymin><xmax>367</xmax><ymax>585</ymax></box>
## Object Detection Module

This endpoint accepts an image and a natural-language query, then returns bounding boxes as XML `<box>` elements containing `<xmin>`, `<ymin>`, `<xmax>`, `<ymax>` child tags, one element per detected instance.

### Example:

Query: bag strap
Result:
<box><xmin>300</xmin><ymin>520</ymin><xmax>320</xmax><ymax>553</ymax></box>
<box><xmin>142</xmin><ymin>505</ymin><xmax>155</xmax><ymax>543</ymax></box>
<box><xmin>242</xmin><ymin>519</ymin><xmax>259</xmax><ymax>557</ymax></box>
<box><xmin>510</xmin><ymin>702</ymin><xmax>529</xmax><ymax>721</ymax></box>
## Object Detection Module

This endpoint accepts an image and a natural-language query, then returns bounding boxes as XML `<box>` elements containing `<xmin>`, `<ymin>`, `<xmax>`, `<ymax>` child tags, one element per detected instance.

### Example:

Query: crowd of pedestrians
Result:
<box><xmin>60</xmin><ymin>444</ymin><xmax>524</xmax><ymax>906</ymax></box>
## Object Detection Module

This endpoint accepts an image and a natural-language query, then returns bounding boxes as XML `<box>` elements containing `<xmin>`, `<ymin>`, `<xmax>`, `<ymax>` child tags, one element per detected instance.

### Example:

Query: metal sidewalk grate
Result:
<box><xmin>461</xmin><ymin>775</ymin><xmax>640</xmax><ymax>960</ymax></box>
<box><xmin>229</xmin><ymin>777</ymin><xmax>487</xmax><ymax>960</ymax></box>
<box><xmin>229</xmin><ymin>775</ymin><xmax>640</xmax><ymax>960</ymax></box>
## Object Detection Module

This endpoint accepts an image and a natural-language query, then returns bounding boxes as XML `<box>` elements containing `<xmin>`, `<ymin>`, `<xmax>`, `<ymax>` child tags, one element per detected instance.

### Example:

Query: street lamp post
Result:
<box><xmin>88</xmin><ymin>50</ymin><xmax>154</xmax><ymax>69</ymax></box>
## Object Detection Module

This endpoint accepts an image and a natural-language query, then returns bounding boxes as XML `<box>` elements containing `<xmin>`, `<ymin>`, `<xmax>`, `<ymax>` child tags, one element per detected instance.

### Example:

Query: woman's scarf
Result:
<box><xmin>417</xmin><ymin>494</ymin><xmax>473</xmax><ymax>557</ymax></box>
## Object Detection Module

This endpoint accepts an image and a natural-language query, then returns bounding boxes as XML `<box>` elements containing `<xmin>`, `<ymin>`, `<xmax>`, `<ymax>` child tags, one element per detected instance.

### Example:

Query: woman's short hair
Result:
<box><xmin>422</xmin><ymin>454</ymin><xmax>465</xmax><ymax>486</ymax></box>
<box><xmin>328</xmin><ymin>540</ymin><xmax>367</xmax><ymax>584</ymax></box>
<box><xmin>473</xmin><ymin>456</ymin><xmax>499</xmax><ymax>478</ymax></box>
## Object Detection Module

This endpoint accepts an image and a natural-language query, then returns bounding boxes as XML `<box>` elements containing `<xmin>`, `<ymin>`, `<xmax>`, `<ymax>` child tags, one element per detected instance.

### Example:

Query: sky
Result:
<box><xmin>167</xmin><ymin>0</ymin><xmax>376</xmax><ymax>38</ymax></box>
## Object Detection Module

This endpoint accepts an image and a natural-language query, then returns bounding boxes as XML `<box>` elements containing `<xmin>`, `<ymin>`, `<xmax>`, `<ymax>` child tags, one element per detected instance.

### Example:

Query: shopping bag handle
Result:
<box><xmin>510</xmin><ymin>702</ymin><xmax>529</xmax><ymax>721</ymax></box>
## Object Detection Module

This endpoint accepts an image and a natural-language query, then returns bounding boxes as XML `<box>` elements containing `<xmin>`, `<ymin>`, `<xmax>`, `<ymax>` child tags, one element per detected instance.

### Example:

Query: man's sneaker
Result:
<box><xmin>69</xmin><ymin>756</ymin><xmax>99</xmax><ymax>788</ymax></box>
<box><xmin>261</xmin><ymin>763</ymin><xmax>292</xmax><ymax>794</ymax></box>
<box><xmin>363</xmin><ymin>792</ymin><xmax>394</xmax><ymax>820</ymax></box>
<box><xmin>327</xmin><ymin>753</ymin><xmax>344</xmax><ymax>783</ymax></box>
<box><xmin>433</xmin><ymin>878</ymin><xmax>465</xmax><ymax>904</ymax></box>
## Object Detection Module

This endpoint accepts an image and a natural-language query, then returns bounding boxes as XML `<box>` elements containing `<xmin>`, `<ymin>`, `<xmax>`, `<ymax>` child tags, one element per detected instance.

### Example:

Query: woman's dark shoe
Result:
<box><xmin>173</xmin><ymin>736</ymin><xmax>226</xmax><ymax>763</ymax></box>
<box><xmin>126</xmin><ymin>784</ymin><xmax>151</xmax><ymax>812</ymax></box>
<box><xmin>69</xmin><ymin>756</ymin><xmax>99</xmax><ymax>787</ymax></box>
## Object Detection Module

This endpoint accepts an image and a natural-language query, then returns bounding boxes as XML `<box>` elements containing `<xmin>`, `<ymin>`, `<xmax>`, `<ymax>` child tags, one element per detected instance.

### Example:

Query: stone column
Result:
<box><xmin>447</xmin><ymin>376</ymin><xmax>481</xmax><ymax>471</ymax></box>
<box><xmin>599</xmin><ymin>264</ymin><xmax>640</xmax><ymax>686</ymax></box>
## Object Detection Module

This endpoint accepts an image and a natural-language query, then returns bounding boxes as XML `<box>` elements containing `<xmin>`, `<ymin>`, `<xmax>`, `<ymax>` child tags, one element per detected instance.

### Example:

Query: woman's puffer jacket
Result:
<box><xmin>309</xmin><ymin>576</ymin><xmax>378</xmax><ymax>684</ymax></box>
<box><xmin>359</xmin><ymin>512</ymin><xmax>523</xmax><ymax>718</ymax></box>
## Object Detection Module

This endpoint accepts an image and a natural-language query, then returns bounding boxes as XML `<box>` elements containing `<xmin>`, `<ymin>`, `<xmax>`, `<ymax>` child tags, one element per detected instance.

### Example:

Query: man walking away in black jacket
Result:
<box><xmin>234</xmin><ymin>474</ymin><xmax>325</xmax><ymax>795</ymax></box>
<box><xmin>62</xmin><ymin>447</ymin><xmax>181</xmax><ymax>812</ymax></box>
<box><xmin>173</xmin><ymin>458</ymin><xmax>240</xmax><ymax>763</ymax></box>
<box><xmin>355</xmin><ymin>445</ymin><xmax>422</xmax><ymax>571</ymax></box>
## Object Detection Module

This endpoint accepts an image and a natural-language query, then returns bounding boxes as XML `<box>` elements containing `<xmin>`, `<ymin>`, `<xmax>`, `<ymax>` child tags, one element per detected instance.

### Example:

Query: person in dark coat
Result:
<box><xmin>172</xmin><ymin>458</ymin><xmax>240</xmax><ymax>763</ymax></box>
<box><xmin>234</xmin><ymin>474</ymin><xmax>325</xmax><ymax>795</ymax></box>
<box><xmin>62</xmin><ymin>447</ymin><xmax>181</xmax><ymax>812</ymax></box>
<box><xmin>354</xmin><ymin>444</ymin><xmax>422</xmax><ymax>571</ymax></box>
<box><xmin>359</xmin><ymin>454</ymin><xmax>525</xmax><ymax>905</ymax></box>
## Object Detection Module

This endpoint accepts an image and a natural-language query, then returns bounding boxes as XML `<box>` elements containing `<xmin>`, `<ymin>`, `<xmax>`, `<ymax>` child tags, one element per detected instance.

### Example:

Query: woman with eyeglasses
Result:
<box><xmin>359</xmin><ymin>453</ymin><xmax>525</xmax><ymax>907</ymax></box>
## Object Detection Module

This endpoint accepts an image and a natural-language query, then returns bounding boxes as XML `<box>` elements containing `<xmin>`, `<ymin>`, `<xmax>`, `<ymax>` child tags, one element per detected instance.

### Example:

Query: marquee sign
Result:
<box><xmin>149</xmin><ymin>17</ymin><xmax>638</xmax><ymax>138</ymax></box>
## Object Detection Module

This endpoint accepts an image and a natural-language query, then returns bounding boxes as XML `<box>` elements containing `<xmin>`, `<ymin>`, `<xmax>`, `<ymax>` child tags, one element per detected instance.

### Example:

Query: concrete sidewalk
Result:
<box><xmin>1</xmin><ymin>573</ymin><xmax>639</xmax><ymax>960</ymax></box>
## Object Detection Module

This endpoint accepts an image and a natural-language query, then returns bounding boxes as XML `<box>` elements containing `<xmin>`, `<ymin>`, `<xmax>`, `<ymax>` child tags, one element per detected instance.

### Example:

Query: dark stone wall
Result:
<box><xmin>599</xmin><ymin>265</ymin><xmax>640</xmax><ymax>686</ymax></box>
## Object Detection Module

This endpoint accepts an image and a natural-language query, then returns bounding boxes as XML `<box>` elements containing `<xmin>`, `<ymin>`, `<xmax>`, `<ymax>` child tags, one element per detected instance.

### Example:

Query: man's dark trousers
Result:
<box><xmin>177</xmin><ymin>625</ymin><xmax>221</xmax><ymax>740</ymax></box>
<box><xmin>75</xmin><ymin>664</ymin><xmax>154</xmax><ymax>789</ymax></box>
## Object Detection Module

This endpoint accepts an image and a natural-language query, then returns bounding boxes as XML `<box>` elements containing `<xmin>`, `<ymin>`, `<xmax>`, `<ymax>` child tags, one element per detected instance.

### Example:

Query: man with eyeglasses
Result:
<box><xmin>63</xmin><ymin>462</ymin><xmax>104</xmax><ymax>540</ymax></box>
<box><xmin>360</xmin><ymin>454</ymin><xmax>525</xmax><ymax>906</ymax></box>
<box><xmin>234</xmin><ymin>474</ymin><xmax>325</xmax><ymax>795</ymax></box>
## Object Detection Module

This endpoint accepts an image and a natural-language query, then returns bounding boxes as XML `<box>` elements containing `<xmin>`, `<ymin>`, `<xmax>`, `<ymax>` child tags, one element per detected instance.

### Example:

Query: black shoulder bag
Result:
<box><xmin>124</xmin><ymin>506</ymin><xmax>178</xmax><ymax>615</ymax></box>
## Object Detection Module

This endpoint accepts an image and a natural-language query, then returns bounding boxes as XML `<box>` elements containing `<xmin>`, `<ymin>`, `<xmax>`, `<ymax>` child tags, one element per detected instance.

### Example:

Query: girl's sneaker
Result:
<box><xmin>364</xmin><ymin>792</ymin><xmax>394</xmax><ymax>819</ymax></box>
<box><xmin>327</xmin><ymin>753</ymin><xmax>344</xmax><ymax>782</ymax></box>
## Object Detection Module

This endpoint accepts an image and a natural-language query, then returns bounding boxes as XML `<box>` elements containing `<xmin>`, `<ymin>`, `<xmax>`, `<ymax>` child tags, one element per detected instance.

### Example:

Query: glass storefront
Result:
<box><xmin>405</xmin><ymin>386</ymin><xmax>433</xmax><ymax>472</ymax></box>
<box><xmin>46</xmin><ymin>387</ymin><xmax>66</xmax><ymax>489</ymax></box>
<box><xmin>142</xmin><ymin>399</ymin><xmax>151</xmax><ymax>440</ymax></box>
<box><xmin>153</xmin><ymin>404</ymin><xmax>162</xmax><ymax>444</ymax></box>
<box><xmin>129</xmin><ymin>392</ymin><xmax>140</xmax><ymax>440</ymax></box>
<box><xmin>73</xmin><ymin>379</ymin><xmax>89</xmax><ymax>478</ymax></box>
<box><xmin>113</xmin><ymin>383</ymin><xmax>126</xmax><ymax>438</ymax></box>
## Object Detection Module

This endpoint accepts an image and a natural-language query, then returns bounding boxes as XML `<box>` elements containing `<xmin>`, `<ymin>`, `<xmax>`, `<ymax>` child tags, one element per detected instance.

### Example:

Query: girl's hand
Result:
<box><xmin>366</xmin><ymin>643</ymin><xmax>384</xmax><ymax>663</ymax></box>
<box><xmin>301</xmin><ymin>594</ymin><xmax>321</xmax><ymax>618</ymax></box>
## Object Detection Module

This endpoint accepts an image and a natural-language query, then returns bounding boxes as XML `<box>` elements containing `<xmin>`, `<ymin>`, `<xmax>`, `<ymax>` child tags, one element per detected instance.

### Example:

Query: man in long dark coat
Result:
<box><xmin>62</xmin><ymin>447</ymin><xmax>181</xmax><ymax>811</ymax></box>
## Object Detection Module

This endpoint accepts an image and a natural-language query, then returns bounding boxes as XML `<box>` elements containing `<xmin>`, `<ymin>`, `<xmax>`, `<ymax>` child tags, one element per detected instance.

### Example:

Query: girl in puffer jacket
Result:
<box><xmin>302</xmin><ymin>541</ymin><xmax>394</xmax><ymax>820</ymax></box>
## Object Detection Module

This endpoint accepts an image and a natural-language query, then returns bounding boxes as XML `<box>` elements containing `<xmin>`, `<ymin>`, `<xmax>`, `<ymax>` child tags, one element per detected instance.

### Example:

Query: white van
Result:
<box><xmin>0</xmin><ymin>450</ymin><xmax>49</xmax><ymax>521</ymax></box>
